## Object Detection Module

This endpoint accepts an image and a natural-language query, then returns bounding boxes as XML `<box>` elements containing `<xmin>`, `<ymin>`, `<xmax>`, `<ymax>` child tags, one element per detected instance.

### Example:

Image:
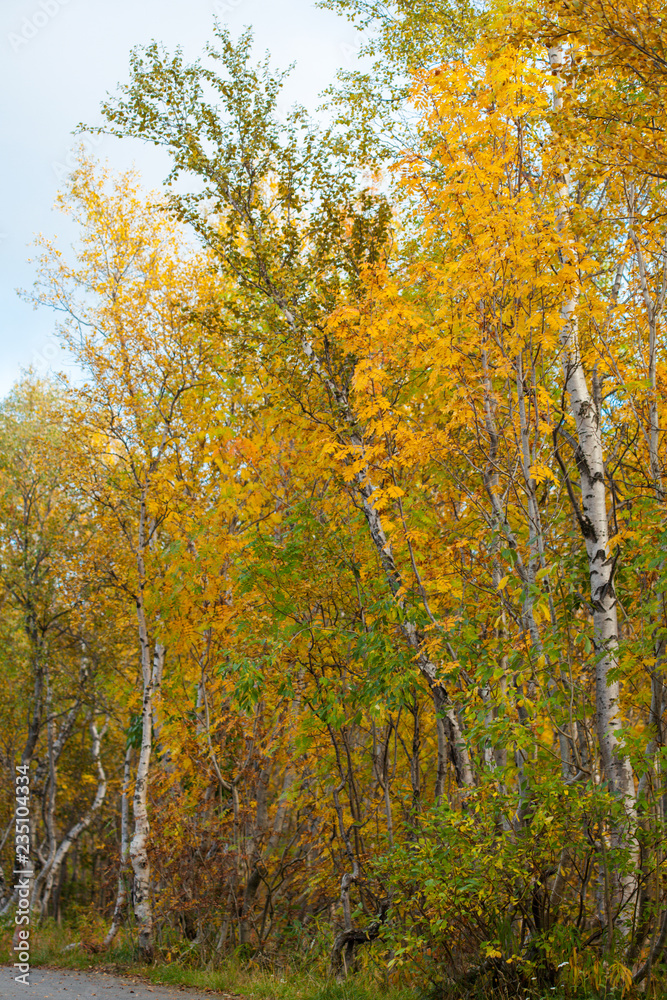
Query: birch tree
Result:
<box><xmin>31</xmin><ymin>160</ymin><xmax>230</xmax><ymax>957</ymax></box>
<box><xmin>2</xmin><ymin>0</ymin><xmax>667</xmax><ymax>992</ymax></box>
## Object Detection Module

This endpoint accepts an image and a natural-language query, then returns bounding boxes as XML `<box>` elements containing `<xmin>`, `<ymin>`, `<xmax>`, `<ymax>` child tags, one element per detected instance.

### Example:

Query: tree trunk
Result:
<box><xmin>287</xmin><ymin>310</ymin><xmax>474</xmax><ymax>789</ymax></box>
<box><xmin>38</xmin><ymin>721</ymin><xmax>107</xmax><ymax>915</ymax></box>
<box><xmin>129</xmin><ymin>633</ymin><xmax>164</xmax><ymax>961</ymax></box>
<box><xmin>104</xmin><ymin>744</ymin><xmax>132</xmax><ymax>948</ymax></box>
<box><xmin>549</xmin><ymin>42</ymin><xmax>637</xmax><ymax>932</ymax></box>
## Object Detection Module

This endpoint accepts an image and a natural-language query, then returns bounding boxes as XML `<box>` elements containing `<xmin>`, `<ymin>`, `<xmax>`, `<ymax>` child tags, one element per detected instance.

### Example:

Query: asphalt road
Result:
<box><xmin>0</xmin><ymin>966</ymin><xmax>238</xmax><ymax>1000</ymax></box>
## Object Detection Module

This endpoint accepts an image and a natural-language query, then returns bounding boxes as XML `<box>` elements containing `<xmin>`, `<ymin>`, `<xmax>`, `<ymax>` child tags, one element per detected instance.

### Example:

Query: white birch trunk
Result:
<box><xmin>31</xmin><ymin>674</ymin><xmax>82</xmax><ymax>914</ymax></box>
<box><xmin>560</xmin><ymin>305</ymin><xmax>634</xmax><ymax>806</ymax></box>
<box><xmin>39</xmin><ymin>721</ymin><xmax>107</xmax><ymax>914</ymax></box>
<box><xmin>549</xmin><ymin>46</ymin><xmax>635</xmax><ymax>812</ymax></box>
<box><xmin>129</xmin><ymin>626</ymin><xmax>164</xmax><ymax>959</ymax></box>
<box><xmin>104</xmin><ymin>744</ymin><xmax>132</xmax><ymax>948</ymax></box>
<box><xmin>549</xmin><ymin>43</ymin><xmax>637</xmax><ymax>931</ymax></box>
<box><xmin>128</xmin><ymin>485</ymin><xmax>166</xmax><ymax>960</ymax></box>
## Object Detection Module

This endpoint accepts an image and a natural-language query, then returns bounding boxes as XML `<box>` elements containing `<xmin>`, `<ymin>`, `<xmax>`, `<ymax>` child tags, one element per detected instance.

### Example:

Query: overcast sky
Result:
<box><xmin>0</xmin><ymin>0</ymin><xmax>364</xmax><ymax>396</ymax></box>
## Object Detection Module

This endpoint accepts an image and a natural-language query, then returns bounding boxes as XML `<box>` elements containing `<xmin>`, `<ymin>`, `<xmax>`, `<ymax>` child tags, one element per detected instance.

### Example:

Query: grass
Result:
<box><xmin>0</xmin><ymin>920</ymin><xmax>417</xmax><ymax>1000</ymax></box>
<box><xmin>3</xmin><ymin>919</ymin><xmax>651</xmax><ymax>1000</ymax></box>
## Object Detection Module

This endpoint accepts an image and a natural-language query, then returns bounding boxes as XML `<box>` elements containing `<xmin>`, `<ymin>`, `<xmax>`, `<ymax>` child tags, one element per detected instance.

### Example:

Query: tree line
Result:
<box><xmin>2</xmin><ymin>0</ymin><xmax>667</xmax><ymax>994</ymax></box>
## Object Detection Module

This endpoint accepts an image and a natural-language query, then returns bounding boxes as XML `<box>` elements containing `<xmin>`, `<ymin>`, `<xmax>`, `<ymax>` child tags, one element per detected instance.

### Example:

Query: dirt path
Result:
<box><xmin>0</xmin><ymin>966</ymin><xmax>239</xmax><ymax>1000</ymax></box>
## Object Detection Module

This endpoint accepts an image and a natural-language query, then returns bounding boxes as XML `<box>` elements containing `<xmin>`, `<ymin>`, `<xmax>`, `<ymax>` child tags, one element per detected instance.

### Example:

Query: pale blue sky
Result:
<box><xmin>0</xmin><ymin>0</ymin><xmax>364</xmax><ymax>395</ymax></box>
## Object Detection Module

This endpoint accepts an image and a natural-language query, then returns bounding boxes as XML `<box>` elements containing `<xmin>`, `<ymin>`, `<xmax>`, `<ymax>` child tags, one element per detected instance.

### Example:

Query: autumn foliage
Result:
<box><xmin>3</xmin><ymin>0</ymin><xmax>667</xmax><ymax>996</ymax></box>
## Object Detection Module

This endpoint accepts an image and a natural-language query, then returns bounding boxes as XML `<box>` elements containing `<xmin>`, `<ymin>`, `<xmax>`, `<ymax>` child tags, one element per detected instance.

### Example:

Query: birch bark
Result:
<box><xmin>127</xmin><ymin>480</ymin><xmax>168</xmax><ymax>959</ymax></box>
<box><xmin>549</xmin><ymin>45</ymin><xmax>635</xmax><ymax>813</ymax></box>
<box><xmin>39</xmin><ymin>721</ymin><xmax>107</xmax><ymax>915</ymax></box>
<box><xmin>548</xmin><ymin>47</ymin><xmax>638</xmax><ymax>938</ymax></box>
<box><xmin>104</xmin><ymin>744</ymin><xmax>132</xmax><ymax>948</ymax></box>
<box><xmin>130</xmin><ymin>629</ymin><xmax>165</xmax><ymax>959</ymax></box>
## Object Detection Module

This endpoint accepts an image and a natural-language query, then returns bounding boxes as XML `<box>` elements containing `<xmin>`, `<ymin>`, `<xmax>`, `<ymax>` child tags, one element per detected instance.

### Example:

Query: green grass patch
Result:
<box><xmin>0</xmin><ymin>920</ymin><xmax>415</xmax><ymax>1000</ymax></box>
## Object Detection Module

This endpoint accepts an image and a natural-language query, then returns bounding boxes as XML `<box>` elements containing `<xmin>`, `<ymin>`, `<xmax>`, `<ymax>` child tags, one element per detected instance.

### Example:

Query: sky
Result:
<box><xmin>0</xmin><ymin>0</ymin><xmax>365</xmax><ymax>396</ymax></box>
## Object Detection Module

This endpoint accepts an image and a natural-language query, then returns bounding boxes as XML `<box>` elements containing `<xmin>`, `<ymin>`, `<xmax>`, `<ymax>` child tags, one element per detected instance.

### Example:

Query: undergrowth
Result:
<box><xmin>0</xmin><ymin>919</ymin><xmax>414</xmax><ymax>1000</ymax></box>
<box><xmin>1</xmin><ymin>918</ymin><xmax>661</xmax><ymax>1000</ymax></box>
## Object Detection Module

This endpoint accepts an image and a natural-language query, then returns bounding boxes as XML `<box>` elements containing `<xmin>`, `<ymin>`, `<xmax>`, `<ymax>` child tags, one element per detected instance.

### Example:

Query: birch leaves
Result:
<box><xmin>3</xmin><ymin>1</ymin><xmax>667</xmax><ymax>990</ymax></box>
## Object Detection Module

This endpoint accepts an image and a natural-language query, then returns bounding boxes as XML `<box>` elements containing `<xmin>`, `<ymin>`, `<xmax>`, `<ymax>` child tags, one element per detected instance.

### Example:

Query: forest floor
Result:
<box><xmin>0</xmin><ymin>927</ymin><xmax>413</xmax><ymax>1000</ymax></box>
